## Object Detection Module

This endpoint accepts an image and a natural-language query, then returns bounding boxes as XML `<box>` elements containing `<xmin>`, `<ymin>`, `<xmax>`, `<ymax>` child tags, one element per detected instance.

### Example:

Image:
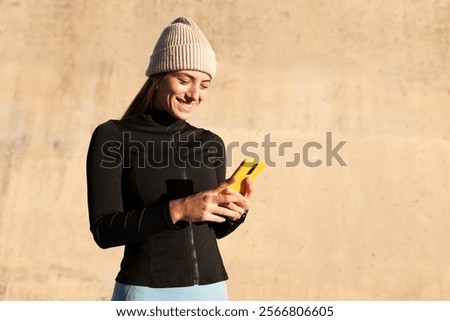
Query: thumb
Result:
<box><xmin>214</xmin><ymin>176</ymin><xmax>236</xmax><ymax>194</ymax></box>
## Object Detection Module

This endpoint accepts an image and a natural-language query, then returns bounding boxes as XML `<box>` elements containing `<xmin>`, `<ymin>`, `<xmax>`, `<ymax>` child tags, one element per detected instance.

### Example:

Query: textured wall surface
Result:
<box><xmin>1</xmin><ymin>0</ymin><xmax>449</xmax><ymax>300</ymax></box>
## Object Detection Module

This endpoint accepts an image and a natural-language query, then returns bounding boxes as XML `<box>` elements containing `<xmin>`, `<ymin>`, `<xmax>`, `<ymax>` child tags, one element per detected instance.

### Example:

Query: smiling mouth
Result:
<box><xmin>178</xmin><ymin>99</ymin><xmax>196</xmax><ymax>110</ymax></box>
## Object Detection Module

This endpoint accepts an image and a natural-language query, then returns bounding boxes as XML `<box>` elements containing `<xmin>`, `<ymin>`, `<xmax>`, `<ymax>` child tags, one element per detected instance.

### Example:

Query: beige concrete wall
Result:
<box><xmin>1</xmin><ymin>0</ymin><xmax>449</xmax><ymax>300</ymax></box>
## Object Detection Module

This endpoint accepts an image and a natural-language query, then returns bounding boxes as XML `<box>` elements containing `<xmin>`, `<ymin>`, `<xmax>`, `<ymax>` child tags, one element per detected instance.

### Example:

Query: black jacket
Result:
<box><xmin>86</xmin><ymin>110</ymin><xmax>243</xmax><ymax>287</ymax></box>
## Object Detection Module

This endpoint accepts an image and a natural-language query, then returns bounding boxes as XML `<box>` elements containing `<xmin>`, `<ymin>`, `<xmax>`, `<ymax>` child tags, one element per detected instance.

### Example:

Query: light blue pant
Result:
<box><xmin>111</xmin><ymin>281</ymin><xmax>227</xmax><ymax>301</ymax></box>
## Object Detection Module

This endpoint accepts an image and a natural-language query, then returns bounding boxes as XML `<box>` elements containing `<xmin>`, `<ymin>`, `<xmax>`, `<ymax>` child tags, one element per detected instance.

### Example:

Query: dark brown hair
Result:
<box><xmin>121</xmin><ymin>73</ymin><xmax>166</xmax><ymax>120</ymax></box>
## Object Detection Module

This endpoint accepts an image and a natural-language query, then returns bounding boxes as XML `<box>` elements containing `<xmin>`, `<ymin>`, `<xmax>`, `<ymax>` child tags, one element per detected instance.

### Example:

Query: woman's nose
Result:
<box><xmin>186</xmin><ymin>85</ymin><xmax>200</xmax><ymax>101</ymax></box>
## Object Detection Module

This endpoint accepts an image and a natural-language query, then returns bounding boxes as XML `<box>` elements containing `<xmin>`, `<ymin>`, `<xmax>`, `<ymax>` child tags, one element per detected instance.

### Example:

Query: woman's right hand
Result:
<box><xmin>169</xmin><ymin>178</ymin><xmax>248</xmax><ymax>224</ymax></box>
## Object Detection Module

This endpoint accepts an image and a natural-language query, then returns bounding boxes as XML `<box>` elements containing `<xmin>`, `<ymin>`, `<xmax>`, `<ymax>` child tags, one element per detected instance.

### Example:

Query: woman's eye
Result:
<box><xmin>179</xmin><ymin>78</ymin><xmax>190</xmax><ymax>85</ymax></box>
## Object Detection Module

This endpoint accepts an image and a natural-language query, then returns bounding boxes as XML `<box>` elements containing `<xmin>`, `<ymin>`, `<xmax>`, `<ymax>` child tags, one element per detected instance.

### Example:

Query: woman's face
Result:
<box><xmin>153</xmin><ymin>70</ymin><xmax>211</xmax><ymax>120</ymax></box>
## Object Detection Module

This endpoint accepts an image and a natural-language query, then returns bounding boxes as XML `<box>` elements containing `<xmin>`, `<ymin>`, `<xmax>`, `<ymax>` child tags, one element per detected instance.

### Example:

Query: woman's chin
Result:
<box><xmin>172</xmin><ymin>107</ymin><xmax>193</xmax><ymax>120</ymax></box>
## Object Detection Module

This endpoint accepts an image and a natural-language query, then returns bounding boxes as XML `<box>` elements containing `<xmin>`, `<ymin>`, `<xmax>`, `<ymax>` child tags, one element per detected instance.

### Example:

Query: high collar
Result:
<box><xmin>140</xmin><ymin>109</ymin><xmax>186</xmax><ymax>130</ymax></box>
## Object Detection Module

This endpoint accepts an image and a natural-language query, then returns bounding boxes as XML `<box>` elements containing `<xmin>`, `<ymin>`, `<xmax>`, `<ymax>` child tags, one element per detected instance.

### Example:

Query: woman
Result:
<box><xmin>86</xmin><ymin>17</ymin><xmax>253</xmax><ymax>301</ymax></box>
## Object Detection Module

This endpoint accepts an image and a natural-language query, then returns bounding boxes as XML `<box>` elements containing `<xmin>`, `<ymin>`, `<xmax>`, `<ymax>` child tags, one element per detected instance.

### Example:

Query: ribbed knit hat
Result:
<box><xmin>145</xmin><ymin>17</ymin><xmax>217</xmax><ymax>79</ymax></box>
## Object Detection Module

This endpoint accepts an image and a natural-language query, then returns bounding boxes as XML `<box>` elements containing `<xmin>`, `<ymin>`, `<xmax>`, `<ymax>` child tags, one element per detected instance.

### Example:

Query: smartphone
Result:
<box><xmin>222</xmin><ymin>158</ymin><xmax>266</xmax><ymax>195</ymax></box>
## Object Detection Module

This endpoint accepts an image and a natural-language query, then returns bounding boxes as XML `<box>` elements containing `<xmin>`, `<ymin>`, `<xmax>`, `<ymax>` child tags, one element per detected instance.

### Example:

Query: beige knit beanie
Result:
<box><xmin>145</xmin><ymin>17</ymin><xmax>217</xmax><ymax>79</ymax></box>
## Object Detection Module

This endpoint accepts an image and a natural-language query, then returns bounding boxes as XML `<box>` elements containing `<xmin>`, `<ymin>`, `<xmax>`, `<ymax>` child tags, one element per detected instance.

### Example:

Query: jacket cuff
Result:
<box><xmin>162</xmin><ymin>201</ymin><xmax>187</xmax><ymax>230</ymax></box>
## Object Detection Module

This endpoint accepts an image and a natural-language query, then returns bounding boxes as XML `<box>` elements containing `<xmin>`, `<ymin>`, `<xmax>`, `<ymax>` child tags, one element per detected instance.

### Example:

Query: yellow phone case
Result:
<box><xmin>224</xmin><ymin>158</ymin><xmax>266</xmax><ymax>195</ymax></box>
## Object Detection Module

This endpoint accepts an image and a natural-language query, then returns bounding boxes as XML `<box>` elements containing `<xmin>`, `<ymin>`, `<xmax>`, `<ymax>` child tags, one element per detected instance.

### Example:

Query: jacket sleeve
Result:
<box><xmin>208</xmin><ymin>134</ymin><xmax>247</xmax><ymax>239</ymax></box>
<box><xmin>86</xmin><ymin>121</ymin><xmax>178</xmax><ymax>249</ymax></box>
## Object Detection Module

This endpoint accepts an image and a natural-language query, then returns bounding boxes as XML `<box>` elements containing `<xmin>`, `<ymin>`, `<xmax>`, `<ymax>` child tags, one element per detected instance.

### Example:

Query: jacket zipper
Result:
<box><xmin>188</xmin><ymin>222</ymin><xmax>200</xmax><ymax>285</ymax></box>
<box><xmin>168</xmin><ymin>125</ymin><xmax>200</xmax><ymax>285</ymax></box>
